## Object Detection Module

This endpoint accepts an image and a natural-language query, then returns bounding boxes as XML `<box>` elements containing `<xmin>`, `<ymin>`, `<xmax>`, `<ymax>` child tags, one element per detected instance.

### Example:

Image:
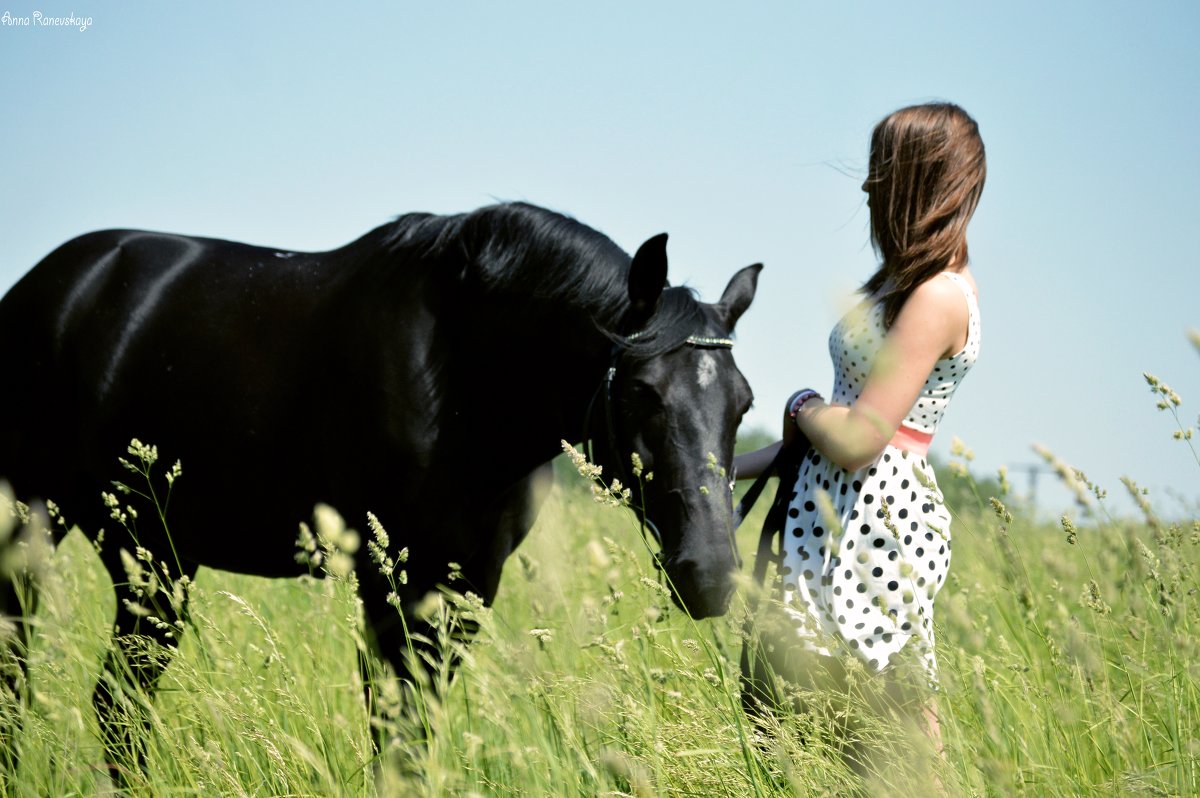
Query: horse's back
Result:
<box><xmin>0</xmin><ymin>229</ymin><xmax>354</xmax><ymax>544</ymax></box>
<box><xmin>0</xmin><ymin>229</ymin><xmax>144</xmax><ymax>494</ymax></box>
<box><xmin>5</xmin><ymin>228</ymin><xmax>323</xmax><ymax>407</ymax></box>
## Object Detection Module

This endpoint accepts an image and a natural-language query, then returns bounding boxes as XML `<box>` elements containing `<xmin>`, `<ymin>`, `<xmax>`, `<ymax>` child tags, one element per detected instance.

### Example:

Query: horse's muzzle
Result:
<box><xmin>662</xmin><ymin>555</ymin><xmax>736</xmax><ymax>619</ymax></box>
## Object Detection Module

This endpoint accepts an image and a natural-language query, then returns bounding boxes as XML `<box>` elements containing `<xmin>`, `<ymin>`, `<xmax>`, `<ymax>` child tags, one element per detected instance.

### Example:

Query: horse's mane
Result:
<box><xmin>380</xmin><ymin>202</ymin><xmax>707</xmax><ymax>358</ymax></box>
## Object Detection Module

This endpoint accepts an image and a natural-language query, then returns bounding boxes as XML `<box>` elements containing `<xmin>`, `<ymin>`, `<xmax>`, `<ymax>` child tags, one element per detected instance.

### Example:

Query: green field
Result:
<box><xmin>1</xmin><ymin>399</ymin><xmax>1197</xmax><ymax>796</ymax></box>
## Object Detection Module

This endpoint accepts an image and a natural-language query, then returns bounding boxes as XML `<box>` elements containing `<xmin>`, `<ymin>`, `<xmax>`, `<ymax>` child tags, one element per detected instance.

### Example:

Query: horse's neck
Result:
<box><xmin>482</xmin><ymin>325</ymin><xmax>611</xmax><ymax>440</ymax></box>
<box><xmin>338</xmin><ymin>225</ymin><xmax>625</xmax><ymax>463</ymax></box>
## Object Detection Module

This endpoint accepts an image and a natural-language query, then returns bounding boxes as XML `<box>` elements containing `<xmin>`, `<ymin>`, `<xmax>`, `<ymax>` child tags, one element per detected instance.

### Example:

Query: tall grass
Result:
<box><xmin>0</xmin><ymin>367</ymin><xmax>1197</xmax><ymax>796</ymax></box>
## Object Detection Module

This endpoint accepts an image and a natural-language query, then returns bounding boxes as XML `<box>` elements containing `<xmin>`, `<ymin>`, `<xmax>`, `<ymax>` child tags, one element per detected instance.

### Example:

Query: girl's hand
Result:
<box><xmin>781</xmin><ymin>389</ymin><xmax>820</xmax><ymax>449</ymax></box>
<box><xmin>781</xmin><ymin>394</ymin><xmax>799</xmax><ymax>449</ymax></box>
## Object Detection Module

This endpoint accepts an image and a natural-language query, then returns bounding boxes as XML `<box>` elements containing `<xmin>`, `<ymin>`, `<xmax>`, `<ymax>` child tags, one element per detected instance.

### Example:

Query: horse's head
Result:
<box><xmin>600</xmin><ymin>234</ymin><xmax>760</xmax><ymax>619</ymax></box>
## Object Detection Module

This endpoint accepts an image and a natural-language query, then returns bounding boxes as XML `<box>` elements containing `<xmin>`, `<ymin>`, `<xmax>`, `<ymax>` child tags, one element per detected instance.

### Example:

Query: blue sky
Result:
<box><xmin>2</xmin><ymin>1</ymin><xmax>1197</xmax><ymax>517</ymax></box>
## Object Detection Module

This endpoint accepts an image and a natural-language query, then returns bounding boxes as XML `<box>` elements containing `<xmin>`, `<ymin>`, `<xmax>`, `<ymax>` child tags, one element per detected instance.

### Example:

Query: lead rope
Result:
<box><xmin>735</xmin><ymin>436</ymin><xmax>809</xmax><ymax>713</ymax></box>
<box><xmin>733</xmin><ymin>437</ymin><xmax>810</xmax><ymax>608</ymax></box>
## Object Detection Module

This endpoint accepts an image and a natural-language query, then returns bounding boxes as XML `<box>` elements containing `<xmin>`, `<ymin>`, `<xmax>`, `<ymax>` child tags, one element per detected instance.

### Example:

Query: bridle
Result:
<box><xmin>580</xmin><ymin>328</ymin><xmax>799</xmax><ymax>601</ymax></box>
<box><xmin>583</xmin><ymin>331</ymin><xmax>735</xmax><ymax>550</ymax></box>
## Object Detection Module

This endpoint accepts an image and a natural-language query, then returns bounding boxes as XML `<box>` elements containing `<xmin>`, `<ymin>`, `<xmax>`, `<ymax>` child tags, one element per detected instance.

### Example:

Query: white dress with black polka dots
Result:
<box><xmin>779</xmin><ymin>271</ymin><xmax>981</xmax><ymax>680</ymax></box>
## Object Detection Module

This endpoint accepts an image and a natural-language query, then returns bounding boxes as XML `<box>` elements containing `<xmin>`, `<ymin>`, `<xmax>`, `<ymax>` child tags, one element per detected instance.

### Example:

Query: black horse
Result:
<box><xmin>0</xmin><ymin>201</ymin><xmax>759</xmax><ymax>771</ymax></box>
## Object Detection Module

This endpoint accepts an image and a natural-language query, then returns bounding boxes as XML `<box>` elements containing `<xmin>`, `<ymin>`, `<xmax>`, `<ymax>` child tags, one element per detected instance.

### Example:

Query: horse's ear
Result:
<box><xmin>628</xmin><ymin>233</ymin><xmax>669</xmax><ymax>325</ymax></box>
<box><xmin>716</xmin><ymin>263</ymin><xmax>763</xmax><ymax>330</ymax></box>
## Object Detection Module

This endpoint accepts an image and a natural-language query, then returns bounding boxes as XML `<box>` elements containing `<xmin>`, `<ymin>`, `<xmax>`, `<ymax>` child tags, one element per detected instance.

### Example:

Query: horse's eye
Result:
<box><xmin>627</xmin><ymin>380</ymin><xmax>664</xmax><ymax>409</ymax></box>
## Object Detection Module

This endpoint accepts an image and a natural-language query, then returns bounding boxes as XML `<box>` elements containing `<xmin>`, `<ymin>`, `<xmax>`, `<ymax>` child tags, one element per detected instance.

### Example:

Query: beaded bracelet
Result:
<box><xmin>787</xmin><ymin>389</ymin><xmax>823</xmax><ymax>423</ymax></box>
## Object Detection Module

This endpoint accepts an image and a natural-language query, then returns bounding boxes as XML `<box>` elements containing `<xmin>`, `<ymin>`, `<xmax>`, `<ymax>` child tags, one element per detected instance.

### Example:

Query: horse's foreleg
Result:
<box><xmin>357</xmin><ymin>589</ymin><xmax>440</xmax><ymax>750</ymax></box>
<box><xmin>0</xmin><ymin>501</ymin><xmax>56</xmax><ymax>782</ymax></box>
<box><xmin>92</xmin><ymin>542</ymin><xmax>197</xmax><ymax>786</ymax></box>
<box><xmin>357</xmin><ymin>463</ymin><xmax>554</xmax><ymax>751</ymax></box>
<box><xmin>0</xmin><ymin>573</ymin><xmax>34</xmax><ymax>781</ymax></box>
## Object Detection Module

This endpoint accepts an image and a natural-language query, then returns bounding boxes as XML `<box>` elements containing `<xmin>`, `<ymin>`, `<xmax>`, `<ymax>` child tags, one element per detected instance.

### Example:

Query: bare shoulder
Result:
<box><xmin>891</xmin><ymin>272</ymin><xmax>971</xmax><ymax>357</ymax></box>
<box><xmin>902</xmin><ymin>273</ymin><xmax>970</xmax><ymax>321</ymax></box>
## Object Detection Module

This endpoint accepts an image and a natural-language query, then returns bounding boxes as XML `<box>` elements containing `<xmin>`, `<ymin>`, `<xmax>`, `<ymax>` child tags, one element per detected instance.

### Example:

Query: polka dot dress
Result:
<box><xmin>779</xmin><ymin>272</ymin><xmax>980</xmax><ymax>681</ymax></box>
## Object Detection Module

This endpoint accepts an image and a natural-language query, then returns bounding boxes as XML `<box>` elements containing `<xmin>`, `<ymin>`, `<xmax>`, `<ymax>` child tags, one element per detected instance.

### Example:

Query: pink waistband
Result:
<box><xmin>889</xmin><ymin>425</ymin><xmax>933</xmax><ymax>457</ymax></box>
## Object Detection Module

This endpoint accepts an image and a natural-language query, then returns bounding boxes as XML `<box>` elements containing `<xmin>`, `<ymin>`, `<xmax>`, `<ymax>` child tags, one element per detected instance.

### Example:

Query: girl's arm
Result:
<box><xmin>732</xmin><ymin>439</ymin><xmax>783</xmax><ymax>481</ymax></box>
<box><xmin>794</xmin><ymin>276</ymin><xmax>970</xmax><ymax>472</ymax></box>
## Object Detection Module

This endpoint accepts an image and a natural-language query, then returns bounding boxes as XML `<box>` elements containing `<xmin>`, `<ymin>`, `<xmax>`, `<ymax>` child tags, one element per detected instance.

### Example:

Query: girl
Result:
<box><xmin>734</xmin><ymin>102</ymin><xmax>986</xmax><ymax>748</ymax></box>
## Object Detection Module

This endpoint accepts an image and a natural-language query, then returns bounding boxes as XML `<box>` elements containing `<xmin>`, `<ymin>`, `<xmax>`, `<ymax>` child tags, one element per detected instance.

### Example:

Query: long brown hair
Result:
<box><xmin>861</xmin><ymin>102</ymin><xmax>986</xmax><ymax>328</ymax></box>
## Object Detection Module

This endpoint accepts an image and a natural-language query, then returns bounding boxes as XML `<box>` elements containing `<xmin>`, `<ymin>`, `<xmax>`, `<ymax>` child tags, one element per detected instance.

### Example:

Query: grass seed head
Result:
<box><xmin>1061</xmin><ymin>515</ymin><xmax>1078</xmax><ymax>545</ymax></box>
<box><xmin>989</xmin><ymin>497</ymin><xmax>1013</xmax><ymax>525</ymax></box>
<box><xmin>366</xmin><ymin>511</ymin><xmax>389</xmax><ymax>550</ymax></box>
<box><xmin>561</xmin><ymin>440</ymin><xmax>602</xmax><ymax>480</ymax></box>
<box><xmin>1032</xmin><ymin>444</ymin><xmax>1091</xmax><ymax>509</ymax></box>
<box><xmin>1081</xmin><ymin>579</ymin><xmax>1111</xmax><ymax>615</ymax></box>
<box><xmin>126</xmin><ymin>438</ymin><xmax>159</xmax><ymax>467</ymax></box>
<box><xmin>0</xmin><ymin>483</ymin><xmax>16</xmax><ymax>545</ymax></box>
